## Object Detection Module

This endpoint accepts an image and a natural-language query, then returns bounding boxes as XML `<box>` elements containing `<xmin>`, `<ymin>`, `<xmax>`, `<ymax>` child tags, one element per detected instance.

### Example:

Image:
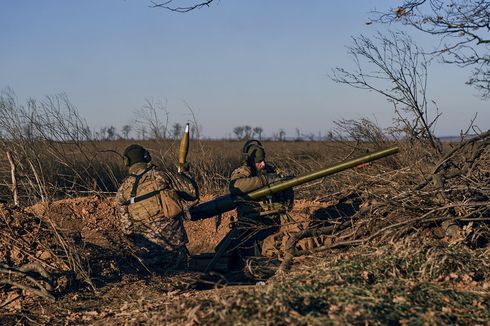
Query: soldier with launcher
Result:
<box><xmin>227</xmin><ymin>140</ymin><xmax>294</xmax><ymax>268</ymax></box>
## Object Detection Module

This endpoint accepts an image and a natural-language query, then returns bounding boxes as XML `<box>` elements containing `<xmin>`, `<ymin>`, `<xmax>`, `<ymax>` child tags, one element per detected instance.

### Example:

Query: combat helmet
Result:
<box><xmin>242</xmin><ymin>139</ymin><xmax>265</xmax><ymax>165</ymax></box>
<box><xmin>123</xmin><ymin>144</ymin><xmax>152</xmax><ymax>167</ymax></box>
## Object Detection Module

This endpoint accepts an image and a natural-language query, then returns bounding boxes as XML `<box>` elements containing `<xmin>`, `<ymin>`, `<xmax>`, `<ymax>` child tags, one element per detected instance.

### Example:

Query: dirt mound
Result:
<box><xmin>0</xmin><ymin>193</ymin><xmax>338</xmax><ymax>324</ymax></box>
<box><xmin>1</xmin><ymin>188</ymin><xmax>488</xmax><ymax>325</ymax></box>
<box><xmin>184</xmin><ymin>195</ymin><xmax>235</xmax><ymax>254</ymax></box>
<box><xmin>25</xmin><ymin>193</ymin><xmax>327</xmax><ymax>255</ymax></box>
<box><xmin>0</xmin><ymin>203</ymin><xmax>91</xmax><ymax>312</ymax></box>
<box><xmin>27</xmin><ymin>194</ymin><xmax>238</xmax><ymax>254</ymax></box>
<box><xmin>28</xmin><ymin>195</ymin><xmax>120</xmax><ymax>249</ymax></box>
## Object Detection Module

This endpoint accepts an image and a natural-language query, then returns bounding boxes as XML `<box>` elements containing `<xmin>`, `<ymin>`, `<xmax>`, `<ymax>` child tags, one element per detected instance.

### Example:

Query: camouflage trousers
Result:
<box><xmin>231</xmin><ymin>213</ymin><xmax>281</xmax><ymax>264</ymax></box>
<box><xmin>129</xmin><ymin>233</ymin><xmax>189</xmax><ymax>272</ymax></box>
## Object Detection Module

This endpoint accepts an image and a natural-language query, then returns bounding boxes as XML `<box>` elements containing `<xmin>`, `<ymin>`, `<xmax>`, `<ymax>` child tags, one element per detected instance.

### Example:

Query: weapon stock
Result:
<box><xmin>190</xmin><ymin>146</ymin><xmax>399</xmax><ymax>220</ymax></box>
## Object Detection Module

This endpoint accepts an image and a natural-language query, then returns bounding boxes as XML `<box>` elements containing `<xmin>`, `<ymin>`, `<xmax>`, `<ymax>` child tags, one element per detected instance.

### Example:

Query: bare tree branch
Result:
<box><xmin>150</xmin><ymin>0</ymin><xmax>216</xmax><ymax>13</ymax></box>
<box><xmin>330</xmin><ymin>31</ymin><xmax>442</xmax><ymax>154</ymax></box>
<box><xmin>372</xmin><ymin>0</ymin><xmax>490</xmax><ymax>98</ymax></box>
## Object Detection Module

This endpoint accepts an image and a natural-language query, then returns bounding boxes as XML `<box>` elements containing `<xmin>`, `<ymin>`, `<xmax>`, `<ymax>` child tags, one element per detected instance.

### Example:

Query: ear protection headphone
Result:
<box><xmin>123</xmin><ymin>145</ymin><xmax>152</xmax><ymax>167</ymax></box>
<box><xmin>241</xmin><ymin>139</ymin><xmax>264</xmax><ymax>163</ymax></box>
<box><xmin>143</xmin><ymin>150</ymin><xmax>151</xmax><ymax>163</ymax></box>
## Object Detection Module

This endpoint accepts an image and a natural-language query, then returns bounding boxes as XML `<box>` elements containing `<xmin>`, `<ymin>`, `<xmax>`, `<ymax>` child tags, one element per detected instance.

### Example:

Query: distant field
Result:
<box><xmin>0</xmin><ymin>139</ymin><xmax>402</xmax><ymax>204</ymax></box>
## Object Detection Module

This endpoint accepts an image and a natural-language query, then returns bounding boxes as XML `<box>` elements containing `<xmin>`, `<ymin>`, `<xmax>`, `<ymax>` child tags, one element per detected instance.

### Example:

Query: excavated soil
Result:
<box><xmin>26</xmin><ymin>194</ymin><xmax>325</xmax><ymax>255</ymax></box>
<box><xmin>3</xmin><ymin>189</ymin><xmax>487</xmax><ymax>325</ymax></box>
<box><xmin>1</xmin><ymin>194</ymin><xmax>333</xmax><ymax>325</ymax></box>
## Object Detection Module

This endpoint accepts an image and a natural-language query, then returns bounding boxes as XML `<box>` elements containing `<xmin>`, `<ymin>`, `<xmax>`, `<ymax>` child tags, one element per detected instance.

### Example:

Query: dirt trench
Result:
<box><xmin>1</xmin><ymin>194</ymin><xmax>335</xmax><ymax>324</ymax></box>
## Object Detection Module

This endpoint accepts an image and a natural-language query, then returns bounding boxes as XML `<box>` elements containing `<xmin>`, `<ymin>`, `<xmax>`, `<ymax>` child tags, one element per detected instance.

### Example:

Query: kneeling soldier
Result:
<box><xmin>115</xmin><ymin>144</ymin><xmax>199</xmax><ymax>271</ymax></box>
<box><xmin>228</xmin><ymin>140</ymin><xmax>294</xmax><ymax>269</ymax></box>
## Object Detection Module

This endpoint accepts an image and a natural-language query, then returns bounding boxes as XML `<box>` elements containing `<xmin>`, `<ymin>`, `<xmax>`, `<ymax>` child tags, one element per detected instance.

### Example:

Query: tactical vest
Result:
<box><xmin>122</xmin><ymin>167</ymin><xmax>183</xmax><ymax>224</ymax></box>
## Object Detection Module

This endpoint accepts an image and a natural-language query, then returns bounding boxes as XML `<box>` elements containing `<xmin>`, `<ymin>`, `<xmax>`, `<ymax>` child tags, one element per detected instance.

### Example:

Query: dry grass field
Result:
<box><xmin>0</xmin><ymin>136</ymin><xmax>489</xmax><ymax>325</ymax></box>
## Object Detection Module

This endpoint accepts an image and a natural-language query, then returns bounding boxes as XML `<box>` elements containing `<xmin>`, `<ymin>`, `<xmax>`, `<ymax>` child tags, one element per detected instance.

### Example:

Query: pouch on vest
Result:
<box><xmin>125</xmin><ymin>173</ymin><xmax>164</xmax><ymax>223</ymax></box>
<box><xmin>160</xmin><ymin>188</ymin><xmax>184</xmax><ymax>219</ymax></box>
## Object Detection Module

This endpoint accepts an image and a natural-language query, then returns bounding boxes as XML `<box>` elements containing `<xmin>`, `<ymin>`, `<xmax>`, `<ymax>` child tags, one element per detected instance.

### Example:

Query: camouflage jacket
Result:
<box><xmin>229</xmin><ymin>164</ymin><xmax>292</xmax><ymax>219</ymax></box>
<box><xmin>115</xmin><ymin>162</ymin><xmax>199</xmax><ymax>251</ymax></box>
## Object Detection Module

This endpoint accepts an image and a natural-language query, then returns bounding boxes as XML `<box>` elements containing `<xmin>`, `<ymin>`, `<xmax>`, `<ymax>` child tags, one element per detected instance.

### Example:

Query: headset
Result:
<box><xmin>241</xmin><ymin>139</ymin><xmax>264</xmax><ymax>163</ymax></box>
<box><xmin>123</xmin><ymin>145</ymin><xmax>152</xmax><ymax>167</ymax></box>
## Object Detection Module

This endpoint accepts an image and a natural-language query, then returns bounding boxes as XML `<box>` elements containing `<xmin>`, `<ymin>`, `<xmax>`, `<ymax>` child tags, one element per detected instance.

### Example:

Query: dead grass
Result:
<box><xmin>0</xmin><ymin>135</ymin><xmax>489</xmax><ymax>325</ymax></box>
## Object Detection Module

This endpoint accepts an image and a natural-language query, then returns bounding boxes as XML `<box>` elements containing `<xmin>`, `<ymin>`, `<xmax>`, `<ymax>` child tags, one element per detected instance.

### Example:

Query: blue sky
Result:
<box><xmin>1</xmin><ymin>0</ymin><xmax>488</xmax><ymax>138</ymax></box>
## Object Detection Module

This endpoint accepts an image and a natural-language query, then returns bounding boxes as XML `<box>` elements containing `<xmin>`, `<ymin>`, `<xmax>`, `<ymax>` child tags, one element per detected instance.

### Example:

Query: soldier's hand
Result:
<box><xmin>279</xmin><ymin>173</ymin><xmax>294</xmax><ymax>180</ymax></box>
<box><xmin>273</xmin><ymin>168</ymin><xmax>295</xmax><ymax>180</ymax></box>
<box><xmin>264</xmin><ymin>172</ymin><xmax>284</xmax><ymax>184</ymax></box>
<box><xmin>179</xmin><ymin>162</ymin><xmax>191</xmax><ymax>172</ymax></box>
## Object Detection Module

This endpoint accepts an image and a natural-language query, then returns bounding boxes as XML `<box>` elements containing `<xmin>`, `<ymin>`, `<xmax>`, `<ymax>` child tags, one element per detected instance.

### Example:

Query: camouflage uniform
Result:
<box><xmin>115</xmin><ymin>162</ymin><xmax>198</xmax><ymax>270</ymax></box>
<box><xmin>229</xmin><ymin>163</ymin><xmax>293</xmax><ymax>261</ymax></box>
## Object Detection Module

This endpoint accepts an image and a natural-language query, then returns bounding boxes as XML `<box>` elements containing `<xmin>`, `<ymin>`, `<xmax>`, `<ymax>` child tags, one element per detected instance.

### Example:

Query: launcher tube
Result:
<box><xmin>189</xmin><ymin>146</ymin><xmax>399</xmax><ymax>220</ymax></box>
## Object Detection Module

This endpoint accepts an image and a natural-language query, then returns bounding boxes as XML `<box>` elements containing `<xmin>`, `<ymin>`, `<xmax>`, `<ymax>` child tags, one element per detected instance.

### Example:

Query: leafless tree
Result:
<box><xmin>150</xmin><ymin>0</ymin><xmax>216</xmax><ymax>13</ymax></box>
<box><xmin>134</xmin><ymin>99</ymin><xmax>169</xmax><ymax>140</ymax></box>
<box><xmin>106</xmin><ymin>126</ymin><xmax>117</xmax><ymax>140</ymax></box>
<box><xmin>95</xmin><ymin>127</ymin><xmax>105</xmax><ymax>140</ymax></box>
<box><xmin>171</xmin><ymin>122</ymin><xmax>183</xmax><ymax>139</ymax></box>
<box><xmin>330</xmin><ymin>31</ymin><xmax>442</xmax><ymax>154</ymax></box>
<box><xmin>253</xmin><ymin>126</ymin><xmax>263</xmax><ymax>140</ymax></box>
<box><xmin>330</xmin><ymin>118</ymin><xmax>391</xmax><ymax>150</ymax></box>
<box><xmin>190</xmin><ymin>123</ymin><xmax>201</xmax><ymax>140</ymax></box>
<box><xmin>244</xmin><ymin>125</ymin><xmax>252</xmax><ymax>139</ymax></box>
<box><xmin>182</xmin><ymin>101</ymin><xmax>202</xmax><ymax>140</ymax></box>
<box><xmin>295</xmin><ymin>128</ymin><xmax>303</xmax><ymax>141</ymax></box>
<box><xmin>372</xmin><ymin>0</ymin><xmax>490</xmax><ymax>98</ymax></box>
<box><xmin>278</xmin><ymin>129</ymin><xmax>286</xmax><ymax>141</ymax></box>
<box><xmin>136</xmin><ymin>126</ymin><xmax>147</xmax><ymax>140</ymax></box>
<box><xmin>233</xmin><ymin>126</ymin><xmax>244</xmax><ymax>139</ymax></box>
<box><xmin>0</xmin><ymin>89</ymin><xmax>119</xmax><ymax>204</ymax></box>
<box><xmin>121</xmin><ymin>124</ymin><xmax>132</xmax><ymax>139</ymax></box>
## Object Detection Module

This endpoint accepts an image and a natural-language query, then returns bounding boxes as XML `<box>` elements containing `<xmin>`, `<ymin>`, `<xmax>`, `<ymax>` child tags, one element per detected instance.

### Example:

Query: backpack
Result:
<box><xmin>122</xmin><ymin>167</ymin><xmax>183</xmax><ymax>224</ymax></box>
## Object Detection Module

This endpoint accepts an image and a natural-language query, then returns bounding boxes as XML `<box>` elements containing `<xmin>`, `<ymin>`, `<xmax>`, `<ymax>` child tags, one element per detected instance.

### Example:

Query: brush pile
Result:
<box><xmin>0</xmin><ymin>204</ymin><xmax>92</xmax><ymax>311</ymax></box>
<box><xmin>267</xmin><ymin>132</ymin><xmax>490</xmax><ymax>276</ymax></box>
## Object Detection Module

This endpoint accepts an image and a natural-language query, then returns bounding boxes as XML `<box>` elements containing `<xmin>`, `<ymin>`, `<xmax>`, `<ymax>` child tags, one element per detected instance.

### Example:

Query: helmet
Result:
<box><xmin>123</xmin><ymin>144</ymin><xmax>151</xmax><ymax>167</ymax></box>
<box><xmin>242</xmin><ymin>139</ymin><xmax>265</xmax><ymax>164</ymax></box>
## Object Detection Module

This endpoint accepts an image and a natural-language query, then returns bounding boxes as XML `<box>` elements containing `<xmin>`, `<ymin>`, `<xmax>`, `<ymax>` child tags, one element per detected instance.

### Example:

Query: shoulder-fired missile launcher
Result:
<box><xmin>189</xmin><ymin>146</ymin><xmax>399</xmax><ymax>221</ymax></box>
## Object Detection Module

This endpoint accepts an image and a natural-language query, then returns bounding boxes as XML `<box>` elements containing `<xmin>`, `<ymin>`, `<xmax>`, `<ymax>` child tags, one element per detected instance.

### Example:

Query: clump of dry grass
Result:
<box><xmin>87</xmin><ymin>240</ymin><xmax>488</xmax><ymax>325</ymax></box>
<box><xmin>0</xmin><ymin>204</ymin><xmax>92</xmax><ymax>310</ymax></box>
<box><xmin>276</xmin><ymin>131</ymin><xmax>489</xmax><ymax>274</ymax></box>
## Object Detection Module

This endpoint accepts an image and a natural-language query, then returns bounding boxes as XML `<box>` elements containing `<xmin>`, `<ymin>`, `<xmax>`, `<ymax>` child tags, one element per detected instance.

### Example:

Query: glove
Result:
<box><xmin>264</xmin><ymin>172</ymin><xmax>284</xmax><ymax>185</ymax></box>
<box><xmin>279</xmin><ymin>173</ymin><xmax>294</xmax><ymax>180</ymax></box>
<box><xmin>270</xmin><ymin>167</ymin><xmax>295</xmax><ymax>180</ymax></box>
<box><xmin>272</xmin><ymin>188</ymin><xmax>294</xmax><ymax>211</ymax></box>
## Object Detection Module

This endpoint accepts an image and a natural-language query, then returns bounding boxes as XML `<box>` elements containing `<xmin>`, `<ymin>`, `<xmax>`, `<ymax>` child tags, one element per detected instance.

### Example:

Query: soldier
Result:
<box><xmin>115</xmin><ymin>144</ymin><xmax>199</xmax><ymax>271</ymax></box>
<box><xmin>228</xmin><ymin>140</ymin><xmax>294</xmax><ymax>269</ymax></box>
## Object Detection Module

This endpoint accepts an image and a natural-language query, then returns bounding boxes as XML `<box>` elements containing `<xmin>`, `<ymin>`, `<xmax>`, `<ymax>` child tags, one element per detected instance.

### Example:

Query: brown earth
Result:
<box><xmin>1</xmin><ymin>135</ymin><xmax>489</xmax><ymax>324</ymax></box>
<box><xmin>1</xmin><ymin>194</ymin><xmax>338</xmax><ymax>325</ymax></box>
<box><xmin>26</xmin><ymin>194</ymin><xmax>327</xmax><ymax>254</ymax></box>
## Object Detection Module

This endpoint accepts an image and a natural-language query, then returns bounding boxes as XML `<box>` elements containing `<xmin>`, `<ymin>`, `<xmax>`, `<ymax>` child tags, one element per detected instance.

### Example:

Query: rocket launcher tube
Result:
<box><xmin>189</xmin><ymin>146</ymin><xmax>399</xmax><ymax>220</ymax></box>
<box><xmin>247</xmin><ymin>145</ymin><xmax>399</xmax><ymax>199</ymax></box>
